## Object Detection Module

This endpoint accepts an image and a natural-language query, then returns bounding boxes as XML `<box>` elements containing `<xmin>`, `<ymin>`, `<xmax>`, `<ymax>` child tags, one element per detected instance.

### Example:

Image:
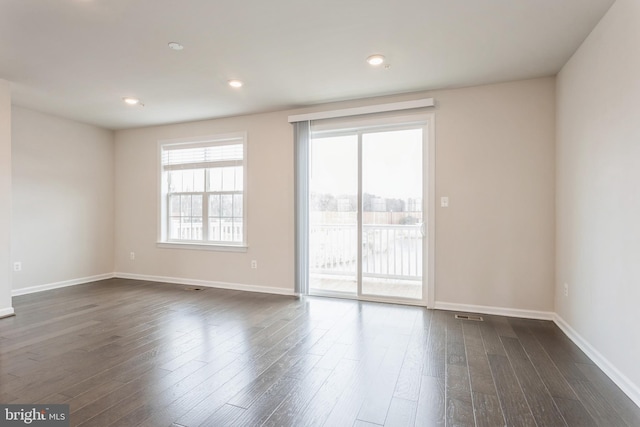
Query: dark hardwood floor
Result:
<box><xmin>1</xmin><ymin>278</ymin><xmax>638</xmax><ymax>426</ymax></box>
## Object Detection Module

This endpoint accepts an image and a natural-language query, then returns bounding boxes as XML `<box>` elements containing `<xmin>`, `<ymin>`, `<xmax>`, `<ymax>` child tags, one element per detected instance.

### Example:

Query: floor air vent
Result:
<box><xmin>184</xmin><ymin>287</ymin><xmax>205</xmax><ymax>291</ymax></box>
<box><xmin>455</xmin><ymin>314</ymin><xmax>484</xmax><ymax>322</ymax></box>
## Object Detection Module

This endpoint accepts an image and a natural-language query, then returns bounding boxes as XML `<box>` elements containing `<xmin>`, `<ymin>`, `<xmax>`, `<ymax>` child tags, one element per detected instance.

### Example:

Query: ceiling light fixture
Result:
<box><xmin>228</xmin><ymin>79</ymin><xmax>243</xmax><ymax>88</ymax></box>
<box><xmin>366</xmin><ymin>54</ymin><xmax>385</xmax><ymax>66</ymax></box>
<box><xmin>168</xmin><ymin>42</ymin><xmax>184</xmax><ymax>50</ymax></box>
<box><xmin>123</xmin><ymin>97</ymin><xmax>142</xmax><ymax>106</ymax></box>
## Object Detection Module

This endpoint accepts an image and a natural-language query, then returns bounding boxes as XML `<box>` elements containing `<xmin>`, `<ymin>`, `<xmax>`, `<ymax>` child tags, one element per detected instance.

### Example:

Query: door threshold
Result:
<box><xmin>308</xmin><ymin>290</ymin><xmax>427</xmax><ymax>307</ymax></box>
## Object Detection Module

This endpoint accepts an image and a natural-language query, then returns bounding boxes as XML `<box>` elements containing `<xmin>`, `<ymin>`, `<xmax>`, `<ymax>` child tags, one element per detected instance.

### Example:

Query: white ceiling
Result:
<box><xmin>0</xmin><ymin>0</ymin><xmax>614</xmax><ymax>130</ymax></box>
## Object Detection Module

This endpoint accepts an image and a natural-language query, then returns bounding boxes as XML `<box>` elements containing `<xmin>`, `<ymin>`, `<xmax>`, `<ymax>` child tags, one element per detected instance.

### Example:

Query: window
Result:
<box><xmin>159</xmin><ymin>133</ymin><xmax>247</xmax><ymax>249</ymax></box>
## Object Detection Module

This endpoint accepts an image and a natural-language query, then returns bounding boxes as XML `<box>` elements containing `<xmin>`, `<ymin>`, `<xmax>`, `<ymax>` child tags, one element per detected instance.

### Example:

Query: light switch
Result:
<box><xmin>440</xmin><ymin>197</ymin><xmax>449</xmax><ymax>207</ymax></box>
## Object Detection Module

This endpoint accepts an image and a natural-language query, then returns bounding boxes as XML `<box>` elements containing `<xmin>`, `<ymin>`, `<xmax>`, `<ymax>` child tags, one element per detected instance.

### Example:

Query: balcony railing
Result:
<box><xmin>169</xmin><ymin>219</ymin><xmax>243</xmax><ymax>242</ymax></box>
<box><xmin>310</xmin><ymin>223</ymin><xmax>423</xmax><ymax>280</ymax></box>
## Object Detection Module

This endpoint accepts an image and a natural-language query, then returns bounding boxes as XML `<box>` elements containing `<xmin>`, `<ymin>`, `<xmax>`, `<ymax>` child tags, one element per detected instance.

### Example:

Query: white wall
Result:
<box><xmin>115</xmin><ymin>77</ymin><xmax>556</xmax><ymax>312</ymax></box>
<box><xmin>556</xmin><ymin>0</ymin><xmax>640</xmax><ymax>402</ymax></box>
<box><xmin>434</xmin><ymin>78</ymin><xmax>555</xmax><ymax>314</ymax></box>
<box><xmin>11</xmin><ymin>107</ymin><xmax>115</xmax><ymax>292</ymax></box>
<box><xmin>0</xmin><ymin>80</ymin><xmax>13</xmax><ymax>317</ymax></box>
<box><xmin>115</xmin><ymin>111</ymin><xmax>295</xmax><ymax>293</ymax></box>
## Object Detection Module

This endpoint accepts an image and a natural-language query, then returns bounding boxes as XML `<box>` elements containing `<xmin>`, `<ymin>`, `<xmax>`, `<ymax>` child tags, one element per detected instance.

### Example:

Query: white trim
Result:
<box><xmin>554</xmin><ymin>314</ymin><xmax>640</xmax><ymax>408</ymax></box>
<box><xmin>11</xmin><ymin>273</ymin><xmax>115</xmax><ymax>297</ymax></box>
<box><xmin>425</xmin><ymin>113</ymin><xmax>436</xmax><ymax>308</ymax></box>
<box><xmin>114</xmin><ymin>272</ymin><xmax>296</xmax><ymax>297</ymax></box>
<box><xmin>156</xmin><ymin>242</ymin><xmax>248</xmax><ymax>252</ymax></box>
<box><xmin>309</xmin><ymin>290</ymin><xmax>427</xmax><ymax>307</ymax></box>
<box><xmin>434</xmin><ymin>301</ymin><xmax>554</xmax><ymax>320</ymax></box>
<box><xmin>287</xmin><ymin>98</ymin><xmax>435</xmax><ymax>123</ymax></box>
<box><xmin>0</xmin><ymin>307</ymin><xmax>15</xmax><ymax>318</ymax></box>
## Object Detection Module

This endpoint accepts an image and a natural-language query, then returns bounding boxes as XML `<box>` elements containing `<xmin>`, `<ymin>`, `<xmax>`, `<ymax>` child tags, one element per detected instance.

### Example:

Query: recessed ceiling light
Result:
<box><xmin>168</xmin><ymin>42</ymin><xmax>184</xmax><ymax>51</ymax></box>
<box><xmin>366</xmin><ymin>54</ymin><xmax>385</xmax><ymax>66</ymax></box>
<box><xmin>228</xmin><ymin>79</ymin><xmax>243</xmax><ymax>88</ymax></box>
<box><xmin>123</xmin><ymin>97</ymin><xmax>141</xmax><ymax>105</ymax></box>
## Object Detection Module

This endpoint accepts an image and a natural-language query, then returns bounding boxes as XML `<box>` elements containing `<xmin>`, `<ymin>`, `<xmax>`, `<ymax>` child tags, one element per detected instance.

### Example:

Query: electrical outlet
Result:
<box><xmin>251</xmin><ymin>260</ymin><xmax>257</xmax><ymax>269</ymax></box>
<box><xmin>130</xmin><ymin>252</ymin><xmax>135</xmax><ymax>260</ymax></box>
<box><xmin>441</xmin><ymin>196</ymin><xmax>449</xmax><ymax>208</ymax></box>
<box><xmin>563</xmin><ymin>283</ymin><xmax>569</xmax><ymax>297</ymax></box>
<box><xmin>13</xmin><ymin>262</ymin><xmax>22</xmax><ymax>272</ymax></box>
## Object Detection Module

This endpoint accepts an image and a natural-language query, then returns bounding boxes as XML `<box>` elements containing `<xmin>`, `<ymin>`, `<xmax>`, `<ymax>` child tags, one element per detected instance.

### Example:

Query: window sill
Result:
<box><xmin>157</xmin><ymin>242</ymin><xmax>248</xmax><ymax>253</ymax></box>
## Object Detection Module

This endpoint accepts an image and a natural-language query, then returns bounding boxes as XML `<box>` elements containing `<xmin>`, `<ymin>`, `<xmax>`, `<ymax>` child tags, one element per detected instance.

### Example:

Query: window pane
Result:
<box><xmin>169</xmin><ymin>217</ymin><xmax>181</xmax><ymax>239</ymax></box>
<box><xmin>209</xmin><ymin>194</ymin><xmax>220</xmax><ymax>217</ymax></box>
<box><xmin>181</xmin><ymin>195</ymin><xmax>192</xmax><ymax>216</ymax></box>
<box><xmin>221</xmin><ymin>195</ymin><xmax>233</xmax><ymax>217</ymax></box>
<box><xmin>208</xmin><ymin>168</ymin><xmax>222</xmax><ymax>191</ymax></box>
<box><xmin>193</xmin><ymin>169</ymin><xmax>205</xmax><ymax>192</ymax></box>
<box><xmin>222</xmin><ymin>167</ymin><xmax>236</xmax><ymax>191</ymax></box>
<box><xmin>180</xmin><ymin>217</ymin><xmax>203</xmax><ymax>240</ymax></box>
<box><xmin>186</xmin><ymin>170</ymin><xmax>203</xmax><ymax>192</ymax></box>
<box><xmin>184</xmin><ymin>170</ymin><xmax>195</xmax><ymax>192</ymax></box>
<box><xmin>208</xmin><ymin>218</ymin><xmax>221</xmax><ymax>241</ymax></box>
<box><xmin>235</xmin><ymin>166</ymin><xmax>243</xmax><ymax>191</ymax></box>
<box><xmin>192</xmin><ymin>217</ymin><xmax>202</xmax><ymax>240</ymax></box>
<box><xmin>220</xmin><ymin>218</ymin><xmax>233</xmax><ymax>241</ymax></box>
<box><xmin>192</xmin><ymin>195</ymin><xmax>203</xmax><ymax>217</ymax></box>
<box><xmin>180</xmin><ymin>171</ymin><xmax>192</xmax><ymax>192</ymax></box>
<box><xmin>168</xmin><ymin>169</ymin><xmax>205</xmax><ymax>192</ymax></box>
<box><xmin>233</xmin><ymin>218</ymin><xmax>243</xmax><ymax>242</ymax></box>
<box><xmin>233</xmin><ymin>194</ymin><xmax>243</xmax><ymax>217</ymax></box>
<box><xmin>180</xmin><ymin>217</ymin><xmax>190</xmax><ymax>239</ymax></box>
<box><xmin>168</xmin><ymin>171</ymin><xmax>183</xmax><ymax>192</ymax></box>
<box><xmin>169</xmin><ymin>195</ymin><xmax>181</xmax><ymax>216</ymax></box>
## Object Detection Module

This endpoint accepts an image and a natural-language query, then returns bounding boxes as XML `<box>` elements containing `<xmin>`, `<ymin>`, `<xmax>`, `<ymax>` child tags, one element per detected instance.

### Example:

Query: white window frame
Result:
<box><xmin>157</xmin><ymin>132</ymin><xmax>248</xmax><ymax>252</ymax></box>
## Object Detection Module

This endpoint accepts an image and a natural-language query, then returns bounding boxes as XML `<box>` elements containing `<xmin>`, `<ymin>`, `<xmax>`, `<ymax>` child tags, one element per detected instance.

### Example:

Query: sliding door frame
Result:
<box><xmin>305</xmin><ymin>112</ymin><xmax>435</xmax><ymax>308</ymax></box>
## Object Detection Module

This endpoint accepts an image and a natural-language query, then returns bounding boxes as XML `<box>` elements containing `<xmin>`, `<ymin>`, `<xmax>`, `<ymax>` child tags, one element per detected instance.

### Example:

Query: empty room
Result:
<box><xmin>1</xmin><ymin>0</ymin><xmax>639</xmax><ymax>426</ymax></box>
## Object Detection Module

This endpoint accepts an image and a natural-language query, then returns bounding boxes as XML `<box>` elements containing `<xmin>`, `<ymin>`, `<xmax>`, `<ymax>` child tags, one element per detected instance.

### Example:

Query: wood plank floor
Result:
<box><xmin>1</xmin><ymin>278</ymin><xmax>638</xmax><ymax>426</ymax></box>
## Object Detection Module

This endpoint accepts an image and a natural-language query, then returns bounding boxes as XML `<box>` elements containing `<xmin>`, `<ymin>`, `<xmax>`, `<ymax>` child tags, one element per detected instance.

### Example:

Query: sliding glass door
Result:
<box><xmin>309</xmin><ymin>134</ymin><xmax>358</xmax><ymax>294</ymax></box>
<box><xmin>308</xmin><ymin>117</ymin><xmax>428</xmax><ymax>303</ymax></box>
<box><xmin>361</xmin><ymin>129</ymin><xmax>423</xmax><ymax>299</ymax></box>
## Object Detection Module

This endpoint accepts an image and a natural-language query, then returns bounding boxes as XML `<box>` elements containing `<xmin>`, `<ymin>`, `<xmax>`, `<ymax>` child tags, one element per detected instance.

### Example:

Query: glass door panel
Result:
<box><xmin>361</xmin><ymin>129</ymin><xmax>423</xmax><ymax>299</ymax></box>
<box><xmin>309</xmin><ymin>134</ymin><xmax>358</xmax><ymax>295</ymax></box>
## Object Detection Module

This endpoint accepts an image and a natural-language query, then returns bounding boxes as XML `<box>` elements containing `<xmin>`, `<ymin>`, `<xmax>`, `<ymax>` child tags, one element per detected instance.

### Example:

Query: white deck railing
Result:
<box><xmin>310</xmin><ymin>223</ymin><xmax>423</xmax><ymax>280</ymax></box>
<box><xmin>170</xmin><ymin>220</ymin><xmax>242</xmax><ymax>242</ymax></box>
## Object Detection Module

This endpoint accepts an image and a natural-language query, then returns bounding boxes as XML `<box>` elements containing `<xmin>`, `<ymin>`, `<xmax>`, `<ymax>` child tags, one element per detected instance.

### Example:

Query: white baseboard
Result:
<box><xmin>11</xmin><ymin>273</ymin><xmax>115</xmax><ymax>297</ymax></box>
<box><xmin>113</xmin><ymin>272</ymin><xmax>296</xmax><ymax>297</ymax></box>
<box><xmin>434</xmin><ymin>301</ymin><xmax>554</xmax><ymax>320</ymax></box>
<box><xmin>0</xmin><ymin>307</ymin><xmax>15</xmax><ymax>318</ymax></box>
<box><xmin>554</xmin><ymin>314</ymin><xmax>640</xmax><ymax>408</ymax></box>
